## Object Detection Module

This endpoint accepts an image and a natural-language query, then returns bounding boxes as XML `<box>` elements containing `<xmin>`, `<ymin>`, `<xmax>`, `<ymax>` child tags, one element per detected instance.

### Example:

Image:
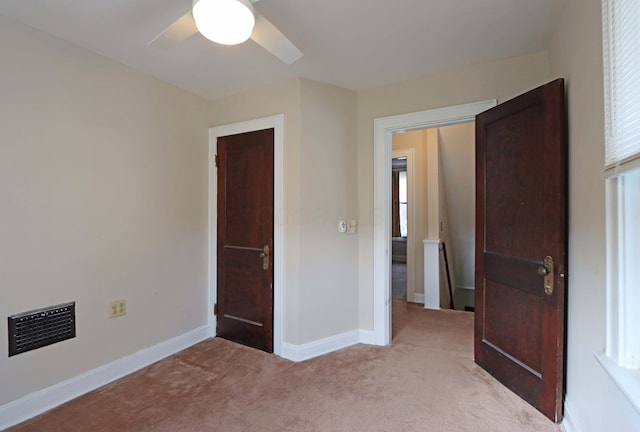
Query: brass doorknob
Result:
<box><xmin>539</xmin><ymin>256</ymin><xmax>554</xmax><ymax>296</ymax></box>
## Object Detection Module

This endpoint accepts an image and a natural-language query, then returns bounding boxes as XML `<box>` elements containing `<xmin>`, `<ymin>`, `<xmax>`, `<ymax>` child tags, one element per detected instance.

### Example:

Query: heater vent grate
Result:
<box><xmin>8</xmin><ymin>302</ymin><xmax>76</xmax><ymax>357</ymax></box>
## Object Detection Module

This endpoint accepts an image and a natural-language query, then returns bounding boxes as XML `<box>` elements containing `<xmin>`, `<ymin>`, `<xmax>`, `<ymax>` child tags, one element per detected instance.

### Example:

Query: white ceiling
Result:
<box><xmin>0</xmin><ymin>0</ymin><xmax>565</xmax><ymax>101</ymax></box>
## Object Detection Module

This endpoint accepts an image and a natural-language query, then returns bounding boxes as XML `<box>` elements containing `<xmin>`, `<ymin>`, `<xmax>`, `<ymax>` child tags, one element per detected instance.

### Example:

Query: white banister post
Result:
<box><xmin>423</xmin><ymin>239</ymin><xmax>441</xmax><ymax>310</ymax></box>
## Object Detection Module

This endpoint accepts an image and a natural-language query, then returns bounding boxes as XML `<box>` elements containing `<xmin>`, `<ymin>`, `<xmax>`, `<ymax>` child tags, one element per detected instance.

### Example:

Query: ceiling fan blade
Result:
<box><xmin>250</xmin><ymin>13</ymin><xmax>303</xmax><ymax>65</ymax></box>
<box><xmin>149</xmin><ymin>11</ymin><xmax>198</xmax><ymax>49</ymax></box>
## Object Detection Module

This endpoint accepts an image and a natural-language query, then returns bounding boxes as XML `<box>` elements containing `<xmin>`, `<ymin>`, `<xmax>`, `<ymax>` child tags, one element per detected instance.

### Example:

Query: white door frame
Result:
<box><xmin>208</xmin><ymin>114</ymin><xmax>285</xmax><ymax>356</ymax></box>
<box><xmin>372</xmin><ymin>101</ymin><xmax>496</xmax><ymax>346</ymax></box>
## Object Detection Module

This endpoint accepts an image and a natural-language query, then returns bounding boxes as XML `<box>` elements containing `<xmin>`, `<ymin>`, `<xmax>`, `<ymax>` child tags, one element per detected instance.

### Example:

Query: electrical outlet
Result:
<box><xmin>109</xmin><ymin>300</ymin><xmax>126</xmax><ymax>318</ymax></box>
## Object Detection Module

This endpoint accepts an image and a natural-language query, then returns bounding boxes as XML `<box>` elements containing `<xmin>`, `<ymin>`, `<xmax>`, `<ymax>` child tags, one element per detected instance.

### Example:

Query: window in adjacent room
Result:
<box><xmin>398</xmin><ymin>170</ymin><xmax>408</xmax><ymax>237</ymax></box>
<box><xmin>392</xmin><ymin>157</ymin><xmax>408</xmax><ymax>238</ymax></box>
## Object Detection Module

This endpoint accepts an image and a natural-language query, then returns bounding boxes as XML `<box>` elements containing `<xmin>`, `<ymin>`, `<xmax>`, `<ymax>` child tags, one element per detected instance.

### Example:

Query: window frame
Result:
<box><xmin>398</xmin><ymin>169</ymin><xmax>408</xmax><ymax>238</ymax></box>
<box><xmin>600</xmin><ymin>0</ymin><xmax>640</xmax><ymax>413</ymax></box>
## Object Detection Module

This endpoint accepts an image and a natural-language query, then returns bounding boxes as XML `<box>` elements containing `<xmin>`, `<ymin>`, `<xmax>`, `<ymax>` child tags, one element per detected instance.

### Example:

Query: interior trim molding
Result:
<box><xmin>594</xmin><ymin>352</ymin><xmax>640</xmax><ymax>415</ymax></box>
<box><xmin>372</xmin><ymin>100</ymin><xmax>497</xmax><ymax>346</ymax></box>
<box><xmin>562</xmin><ymin>400</ymin><xmax>583</xmax><ymax>432</ymax></box>
<box><xmin>281</xmin><ymin>330</ymin><xmax>373</xmax><ymax>362</ymax></box>
<box><xmin>208</xmin><ymin>114</ymin><xmax>285</xmax><ymax>356</ymax></box>
<box><xmin>0</xmin><ymin>326</ymin><xmax>209</xmax><ymax>431</ymax></box>
<box><xmin>358</xmin><ymin>329</ymin><xmax>376</xmax><ymax>345</ymax></box>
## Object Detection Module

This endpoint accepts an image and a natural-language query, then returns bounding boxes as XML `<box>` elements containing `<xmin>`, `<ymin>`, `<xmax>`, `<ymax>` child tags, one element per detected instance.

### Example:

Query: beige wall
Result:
<box><xmin>0</xmin><ymin>17</ymin><xmax>210</xmax><ymax>405</ymax></box>
<box><xmin>357</xmin><ymin>51</ymin><xmax>550</xmax><ymax>329</ymax></box>
<box><xmin>297</xmin><ymin>80</ymin><xmax>358</xmax><ymax>343</ymax></box>
<box><xmin>435</xmin><ymin>129</ymin><xmax>455</xmax><ymax>308</ymax></box>
<box><xmin>438</xmin><ymin>123</ymin><xmax>475</xmax><ymax>291</ymax></box>
<box><xmin>549</xmin><ymin>0</ymin><xmax>640</xmax><ymax>430</ymax></box>
<box><xmin>208</xmin><ymin>79</ymin><xmax>304</xmax><ymax>342</ymax></box>
<box><xmin>209</xmin><ymin>79</ymin><xmax>358</xmax><ymax>345</ymax></box>
<box><xmin>426</xmin><ymin>129</ymin><xmax>440</xmax><ymax>240</ymax></box>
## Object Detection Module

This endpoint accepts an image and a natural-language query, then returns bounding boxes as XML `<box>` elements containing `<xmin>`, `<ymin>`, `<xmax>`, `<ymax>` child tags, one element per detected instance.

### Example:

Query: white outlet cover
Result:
<box><xmin>347</xmin><ymin>220</ymin><xmax>357</xmax><ymax>234</ymax></box>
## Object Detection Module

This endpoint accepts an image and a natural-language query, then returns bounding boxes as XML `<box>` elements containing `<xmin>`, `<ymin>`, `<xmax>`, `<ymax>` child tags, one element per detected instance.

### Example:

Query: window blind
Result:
<box><xmin>603</xmin><ymin>0</ymin><xmax>640</xmax><ymax>169</ymax></box>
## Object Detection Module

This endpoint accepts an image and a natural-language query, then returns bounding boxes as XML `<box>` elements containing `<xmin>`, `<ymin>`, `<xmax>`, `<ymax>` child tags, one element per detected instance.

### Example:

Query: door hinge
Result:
<box><xmin>214</xmin><ymin>154</ymin><xmax>219</xmax><ymax>167</ymax></box>
<box><xmin>213</xmin><ymin>304</ymin><xmax>218</xmax><ymax>315</ymax></box>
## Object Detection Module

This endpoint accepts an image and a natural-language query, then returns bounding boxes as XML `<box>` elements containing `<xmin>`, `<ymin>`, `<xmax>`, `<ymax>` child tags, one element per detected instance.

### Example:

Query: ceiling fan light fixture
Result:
<box><xmin>192</xmin><ymin>0</ymin><xmax>255</xmax><ymax>45</ymax></box>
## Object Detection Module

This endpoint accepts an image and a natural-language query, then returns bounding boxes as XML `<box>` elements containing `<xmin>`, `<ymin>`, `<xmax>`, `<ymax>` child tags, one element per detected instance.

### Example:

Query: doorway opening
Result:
<box><xmin>390</xmin><ymin>123</ymin><xmax>477</xmax><ymax>317</ymax></box>
<box><xmin>391</xmin><ymin>150</ymin><xmax>415</xmax><ymax>304</ymax></box>
<box><xmin>373</xmin><ymin>100</ymin><xmax>497</xmax><ymax>346</ymax></box>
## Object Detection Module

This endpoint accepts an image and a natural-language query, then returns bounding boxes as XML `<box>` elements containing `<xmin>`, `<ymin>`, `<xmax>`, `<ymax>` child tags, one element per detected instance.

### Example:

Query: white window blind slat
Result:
<box><xmin>604</xmin><ymin>0</ymin><xmax>640</xmax><ymax>169</ymax></box>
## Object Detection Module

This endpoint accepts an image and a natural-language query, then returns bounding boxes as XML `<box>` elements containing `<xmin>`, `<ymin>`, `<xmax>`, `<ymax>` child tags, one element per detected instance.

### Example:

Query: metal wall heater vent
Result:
<box><xmin>8</xmin><ymin>302</ymin><xmax>76</xmax><ymax>357</ymax></box>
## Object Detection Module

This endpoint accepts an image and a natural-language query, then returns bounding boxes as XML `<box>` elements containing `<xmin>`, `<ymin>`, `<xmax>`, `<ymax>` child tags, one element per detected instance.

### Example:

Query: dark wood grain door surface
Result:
<box><xmin>217</xmin><ymin>128</ymin><xmax>274</xmax><ymax>353</ymax></box>
<box><xmin>475</xmin><ymin>79</ymin><xmax>567</xmax><ymax>422</ymax></box>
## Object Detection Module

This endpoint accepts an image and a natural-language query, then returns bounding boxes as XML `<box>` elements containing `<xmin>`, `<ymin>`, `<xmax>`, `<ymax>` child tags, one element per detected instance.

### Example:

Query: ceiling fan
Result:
<box><xmin>149</xmin><ymin>0</ymin><xmax>303</xmax><ymax>65</ymax></box>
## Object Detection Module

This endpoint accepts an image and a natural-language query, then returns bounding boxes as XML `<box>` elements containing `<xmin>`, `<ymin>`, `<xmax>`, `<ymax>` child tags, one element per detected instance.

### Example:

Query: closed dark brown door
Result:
<box><xmin>475</xmin><ymin>79</ymin><xmax>567</xmax><ymax>422</ymax></box>
<box><xmin>217</xmin><ymin>128</ymin><xmax>274</xmax><ymax>353</ymax></box>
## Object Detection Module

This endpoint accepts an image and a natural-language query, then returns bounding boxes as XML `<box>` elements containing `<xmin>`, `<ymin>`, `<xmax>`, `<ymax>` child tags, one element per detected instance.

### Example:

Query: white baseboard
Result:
<box><xmin>413</xmin><ymin>293</ymin><xmax>425</xmax><ymax>304</ymax></box>
<box><xmin>358</xmin><ymin>329</ymin><xmax>376</xmax><ymax>345</ymax></box>
<box><xmin>0</xmin><ymin>326</ymin><xmax>209</xmax><ymax>431</ymax></box>
<box><xmin>562</xmin><ymin>400</ymin><xmax>583</xmax><ymax>432</ymax></box>
<box><xmin>281</xmin><ymin>329</ymin><xmax>375</xmax><ymax>362</ymax></box>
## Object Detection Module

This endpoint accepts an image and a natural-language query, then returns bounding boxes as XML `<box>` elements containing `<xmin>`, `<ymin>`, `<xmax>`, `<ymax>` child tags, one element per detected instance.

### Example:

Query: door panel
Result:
<box><xmin>484</xmin><ymin>105</ymin><xmax>545</xmax><ymax>259</ymax></box>
<box><xmin>475</xmin><ymin>79</ymin><xmax>567</xmax><ymax>422</ymax></box>
<box><xmin>217</xmin><ymin>128</ymin><xmax>274</xmax><ymax>353</ymax></box>
<box><xmin>483</xmin><ymin>280</ymin><xmax>543</xmax><ymax>371</ymax></box>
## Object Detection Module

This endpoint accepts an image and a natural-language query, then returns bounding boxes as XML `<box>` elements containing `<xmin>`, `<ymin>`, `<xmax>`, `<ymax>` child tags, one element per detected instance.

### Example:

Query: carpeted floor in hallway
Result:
<box><xmin>7</xmin><ymin>301</ymin><xmax>562</xmax><ymax>432</ymax></box>
<box><xmin>392</xmin><ymin>261</ymin><xmax>407</xmax><ymax>300</ymax></box>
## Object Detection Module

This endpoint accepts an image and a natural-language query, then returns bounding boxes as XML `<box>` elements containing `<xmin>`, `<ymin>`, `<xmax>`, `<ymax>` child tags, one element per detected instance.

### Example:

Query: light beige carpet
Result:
<box><xmin>7</xmin><ymin>301</ymin><xmax>562</xmax><ymax>432</ymax></box>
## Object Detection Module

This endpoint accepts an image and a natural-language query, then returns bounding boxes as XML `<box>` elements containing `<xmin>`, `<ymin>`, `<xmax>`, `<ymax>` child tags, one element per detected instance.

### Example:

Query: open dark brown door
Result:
<box><xmin>217</xmin><ymin>128</ymin><xmax>274</xmax><ymax>353</ymax></box>
<box><xmin>475</xmin><ymin>79</ymin><xmax>567</xmax><ymax>422</ymax></box>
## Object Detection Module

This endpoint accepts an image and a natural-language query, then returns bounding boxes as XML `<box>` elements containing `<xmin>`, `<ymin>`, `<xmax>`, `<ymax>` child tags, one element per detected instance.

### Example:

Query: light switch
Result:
<box><xmin>337</xmin><ymin>220</ymin><xmax>347</xmax><ymax>233</ymax></box>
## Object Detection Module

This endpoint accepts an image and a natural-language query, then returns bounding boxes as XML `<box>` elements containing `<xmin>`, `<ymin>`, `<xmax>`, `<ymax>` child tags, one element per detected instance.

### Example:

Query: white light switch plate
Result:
<box><xmin>337</xmin><ymin>220</ymin><xmax>347</xmax><ymax>233</ymax></box>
